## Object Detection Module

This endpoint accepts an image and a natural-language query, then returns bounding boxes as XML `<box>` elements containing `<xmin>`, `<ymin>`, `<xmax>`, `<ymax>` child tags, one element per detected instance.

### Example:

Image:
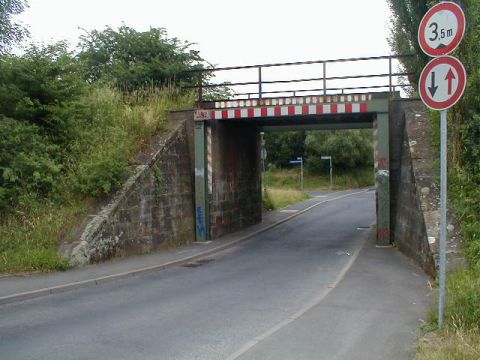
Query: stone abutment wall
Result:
<box><xmin>390</xmin><ymin>100</ymin><xmax>436</xmax><ymax>277</ymax></box>
<box><xmin>68</xmin><ymin>111</ymin><xmax>195</xmax><ymax>265</ymax></box>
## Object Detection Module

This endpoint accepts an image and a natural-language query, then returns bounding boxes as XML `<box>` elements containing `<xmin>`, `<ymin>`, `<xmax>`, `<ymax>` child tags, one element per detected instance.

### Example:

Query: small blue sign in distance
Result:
<box><xmin>289</xmin><ymin>160</ymin><xmax>302</xmax><ymax>164</ymax></box>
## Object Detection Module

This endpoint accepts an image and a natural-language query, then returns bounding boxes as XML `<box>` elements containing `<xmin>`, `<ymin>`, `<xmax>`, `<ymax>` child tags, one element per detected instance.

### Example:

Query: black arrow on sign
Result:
<box><xmin>428</xmin><ymin>71</ymin><xmax>438</xmax><ymax>97</ymax></box>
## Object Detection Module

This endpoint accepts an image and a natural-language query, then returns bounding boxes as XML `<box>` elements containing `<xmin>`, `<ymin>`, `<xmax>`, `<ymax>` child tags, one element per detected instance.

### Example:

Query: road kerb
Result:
<box><xmin>0</xmin><ymin>189</ymin><xmax>370</xmax><ymax>305</ymax></box>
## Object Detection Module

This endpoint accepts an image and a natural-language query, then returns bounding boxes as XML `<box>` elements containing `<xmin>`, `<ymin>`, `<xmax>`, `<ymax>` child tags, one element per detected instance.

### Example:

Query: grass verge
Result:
<box><xmin>263</xmin><ymin>188</ymin><xmax>310</xmax><ymax>211</ymax></box>
<box><xmin>0</xmin><ymin>196</ymin><xmax>87</xmax><ymax>273</ymax></box>
<box><xmin>264</xmin><ymin>167</ymin><xmax>374</xmax><ymax>191</ymax></box>
<box><xmin>415</xmin><ymin>328</ymin><xmax>480</xmax><ymax>360</ymax></box>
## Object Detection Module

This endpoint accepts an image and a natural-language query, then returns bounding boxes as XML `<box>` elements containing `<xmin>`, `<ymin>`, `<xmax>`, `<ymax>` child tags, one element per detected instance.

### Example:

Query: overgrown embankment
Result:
<box><xmin>0</xmin><ymin>26</ymin><xmax>201</xmax><ymax>273</ymax></box>
<box><xmin>0</xmin><ymin>86</ymin><xmax>194</xmax><ymax>273</ymax></box>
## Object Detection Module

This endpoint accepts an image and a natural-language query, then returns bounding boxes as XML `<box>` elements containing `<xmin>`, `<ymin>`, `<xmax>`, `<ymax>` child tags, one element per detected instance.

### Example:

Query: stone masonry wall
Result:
<box><xmin>392</xmin><ymin>101</ymin><xmax>436</xmax><ymax>276</ymax></box>
<box><xmin>69</xmin><ymin>111</ymin><xmax>195</xmax><ymax>265</ymax></box>
<box><xmin>208</xmin><ymin>121</ymin><xmax>262</xmax><ymax>239</ymax></box>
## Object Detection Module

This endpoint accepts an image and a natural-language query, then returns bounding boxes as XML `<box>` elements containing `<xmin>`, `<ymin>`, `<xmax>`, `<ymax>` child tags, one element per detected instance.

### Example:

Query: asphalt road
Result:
<box><xmin>0</xmin><ymin>190</ymin><xmax>432</xmax><ymax>360</ymax></box>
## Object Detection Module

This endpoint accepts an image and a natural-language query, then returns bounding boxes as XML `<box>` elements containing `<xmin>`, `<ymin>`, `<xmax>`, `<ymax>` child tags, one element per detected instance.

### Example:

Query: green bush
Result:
<box><xmin>451</xmin><ymin>170</ymin><xmax>480</xmax><ymax>266</ymax></box>
<box><xmin>73</xmin><ymin>137</ymin><xmax>130</xmax><ymax>196</ymax></box>
<box><xmin>305</xmin><ymin>129</ymin><xmax>373</xmax><ymax>173</ymax></box>
<box><xmin>265</xmin><ymin>131</ymin><xmax>306</xmax><ymax>168</ymax></box>
<box><xmin>0</xmin><ymin>43</ymin><xmax>86</xmax><ymax>137</ymax></box>
<box><xmin>78</xmin><ymin>25</ymin><xmax>205</xmax><ymax>92</ymax></box>
<box><xmin>0</xmin><ymin>117</ymin><xmax>61</xmax><ymax>209</ymax></box>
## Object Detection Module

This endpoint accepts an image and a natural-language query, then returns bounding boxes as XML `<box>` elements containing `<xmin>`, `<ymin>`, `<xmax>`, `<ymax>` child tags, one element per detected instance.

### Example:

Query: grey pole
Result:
<box><xmin>321</xmin><ymin>156</ymin><xmax>333</xmax><ymax>190</ymax></box>
<box><xmin>329</xmin><ymin>157</ymin><xmax>333</xmax><ymax>190</ymax></box>
<box><xmin>300</xmin><ymin>157</ymin><xmax>304</xmax><ymax>191</ymax></box>
<box><xmin>438</xmin><ymin>109</ymin><xmax>448</xmax><ymax>328</ymax></box>
<box><xmin>323</xmin><ymin>62</ymin><xmax>327</xmax><ymax>96</ymax></box>
<box><xmin>261</xmin><ymin>132</ymin><xmax>266</xmax><ymax>192</ymax></box>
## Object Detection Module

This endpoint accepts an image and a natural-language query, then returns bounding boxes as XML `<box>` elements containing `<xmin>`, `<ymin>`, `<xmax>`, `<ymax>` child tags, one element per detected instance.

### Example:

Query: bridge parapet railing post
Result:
<box><xmin>388</xmin><ymin>56</ymin><xmax>393</xmax><ymax>98</ymax></box>
<box><xmin>258</xmin><ymin>66</ymin><xmax>262</xmax><ymax>99</ymax></box>
<box><xmin>323</xmin><ymin>61</ymin><xmax>327</xmax><ymax>96</ymax></box>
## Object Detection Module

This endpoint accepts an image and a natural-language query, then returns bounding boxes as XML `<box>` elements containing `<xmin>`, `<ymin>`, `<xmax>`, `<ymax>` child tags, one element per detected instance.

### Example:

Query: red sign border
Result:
<box><xmin>419</xmin><ymin>56</ymin><xmax>466</xmax><ymax>110</ymax></box>
<box><xmin>418</xmin><ymin>1</ymin><xmax>466</xmax><ymax>57</ymax></box>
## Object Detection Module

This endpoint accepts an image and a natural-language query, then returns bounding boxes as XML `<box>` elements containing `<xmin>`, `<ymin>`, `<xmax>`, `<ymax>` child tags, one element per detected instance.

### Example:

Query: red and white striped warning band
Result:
<box><xmin>214</xmin><ymin>94</ymin><xmax>372</xmax><ymax>109</ymax></box>
<box><xmin>212</xmin><ymin>103</ymin><xmax>369</xmax><ymax>120</ymax></box>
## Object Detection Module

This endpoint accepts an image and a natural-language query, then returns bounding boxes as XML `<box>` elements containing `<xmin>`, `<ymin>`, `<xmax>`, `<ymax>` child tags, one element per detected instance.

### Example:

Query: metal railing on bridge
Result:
<box><xmin>183</xmin><ymin>54</ymin><xmax>416</xmax><ymax>103</ymax></box>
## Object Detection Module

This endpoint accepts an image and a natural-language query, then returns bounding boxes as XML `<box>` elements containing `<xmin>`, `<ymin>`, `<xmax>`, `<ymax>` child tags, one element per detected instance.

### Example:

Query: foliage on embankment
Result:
<box><xmin>0</xmin><ymin>24</ymin><xmax>199</xmax><ymax>272</ymax></box>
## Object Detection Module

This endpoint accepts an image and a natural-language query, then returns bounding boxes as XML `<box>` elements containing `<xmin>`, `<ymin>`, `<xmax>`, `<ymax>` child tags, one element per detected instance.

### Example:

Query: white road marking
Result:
<box><xmin>226</xmin><ymin>218</ymin><xmax>370</xmax><ymax>360</ymax></box>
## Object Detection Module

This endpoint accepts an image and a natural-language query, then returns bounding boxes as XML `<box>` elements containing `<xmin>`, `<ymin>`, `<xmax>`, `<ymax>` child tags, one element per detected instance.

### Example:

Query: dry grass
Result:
<box><xmin>415</xmin><ymin>329</ymin><xmax>480</xmax><ymax>360</ymax></box>
<box><xmin>263</xmin><ymin>187</ymin><xmax>310</xmax><ymax>210</ymax></box>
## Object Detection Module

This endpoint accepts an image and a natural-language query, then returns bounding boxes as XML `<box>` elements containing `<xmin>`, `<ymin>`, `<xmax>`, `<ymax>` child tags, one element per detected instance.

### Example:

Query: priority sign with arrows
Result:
<box><xmin>419</xmin><ymin>55</ymin><xmax>466</xmax><ymax>110</ymax></box>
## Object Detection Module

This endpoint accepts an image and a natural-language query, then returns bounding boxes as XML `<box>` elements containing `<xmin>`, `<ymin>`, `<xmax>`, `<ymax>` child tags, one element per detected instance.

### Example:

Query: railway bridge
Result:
<box><xmin>189</xmin><ymin>55</ymin><xmax>414</xmax><ymax>246</ymax></box>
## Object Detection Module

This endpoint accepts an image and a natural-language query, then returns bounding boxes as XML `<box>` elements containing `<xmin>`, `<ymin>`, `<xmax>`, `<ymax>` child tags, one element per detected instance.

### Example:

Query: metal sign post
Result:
<box><xmin>438</xmin><ymin>109</ymin><xmax>448</xmax><ymax>327</ymax></box>
<box><xmin>321</xmin><ymin>156</ymin><xmax>333</xmax><ymax>189</ymax></box>
<box><xmin>289</xmin><ymin>157</ymin><xmax>303</xmax><ymax>191</ymax></box>
<box><xmin>418</xmin><ymin>1</ymin><xmax>466</xmax><ymax>329</ymax></box>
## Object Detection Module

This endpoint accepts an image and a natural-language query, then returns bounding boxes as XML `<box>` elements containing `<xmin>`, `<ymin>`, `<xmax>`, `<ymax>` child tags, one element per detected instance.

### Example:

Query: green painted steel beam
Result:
<box><xmin>367</xmin><ymin>99</ymin><xmax>389</xmax><ymax>114</ymax></box>
<box><xmin>194</xmin><ymin>120</ymin><xmax>209</xmax><ymax>241</ymax></box>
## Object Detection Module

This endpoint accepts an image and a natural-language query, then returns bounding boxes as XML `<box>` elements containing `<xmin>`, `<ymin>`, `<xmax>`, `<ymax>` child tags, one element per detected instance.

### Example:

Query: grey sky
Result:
<box><xmin>20</xmin><ymin>0</ymin><xmax>392</xmax><ymax>64</ymax></box>
<box><xmin>19</xmin><ymin>0</ymin><xmax>399</xmax><ymax>94</ymax></box>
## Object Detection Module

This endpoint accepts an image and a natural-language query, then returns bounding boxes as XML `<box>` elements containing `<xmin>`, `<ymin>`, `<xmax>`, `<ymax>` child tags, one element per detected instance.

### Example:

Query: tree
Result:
<box><xmin>386</xmin><ymin>0</ymin><xmax>430</xmax><ymax>88</ymax></box>
<box><xmin>305</xmin><ymin>130</ymin><xmax>373</xmax><ymax>172</ymax></box>
<box><xmin>0</xmin><ymin>42</ymin><xmax>86</xmax><ymax>138</ymax></box>
<box><xmin>77</xmin><ymin>25</ymin><xmax>205</xmax><ymax>92</ymax></box>
<box><xmin>264</xmin><ymin>131</ymin><xmax>306</xmax><ymax>168</ymax></box>
<box><xmin>0</xmin><ymin>0</ymin><xmax>28</xmax><ymax>54</ymax></box>
<box><xmin>387</xmin><ymin>0</ymin><xmax>480</xmax><ymax>174</ymax></box>
<box><xmin>0</xmin><ymin>42</ymin><xmax>87</xmax><ymax>208</ymax></box>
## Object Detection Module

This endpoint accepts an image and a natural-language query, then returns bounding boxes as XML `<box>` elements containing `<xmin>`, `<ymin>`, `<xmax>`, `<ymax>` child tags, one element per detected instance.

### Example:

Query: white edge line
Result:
<box><xmin>0</xmin><ymin>189</ymin><xmax>370</xmax><ymax>305</ymax></box>
<box><xmin>225</xmin><ymin>222</ymin><xmax>373</xmax><ymax>360</ymax></box>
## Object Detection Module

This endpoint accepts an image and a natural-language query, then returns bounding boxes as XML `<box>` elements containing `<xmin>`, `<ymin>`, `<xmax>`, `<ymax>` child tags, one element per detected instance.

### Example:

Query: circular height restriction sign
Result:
<box><xmin>419</xmin><ymin>56</ymin><xmax>466</xmax><ymax>110</ymax></box>
<box><xmin>418</xmin><ymin>1</ymin><xmax>465</xmax><ymax>57</ymax></box>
